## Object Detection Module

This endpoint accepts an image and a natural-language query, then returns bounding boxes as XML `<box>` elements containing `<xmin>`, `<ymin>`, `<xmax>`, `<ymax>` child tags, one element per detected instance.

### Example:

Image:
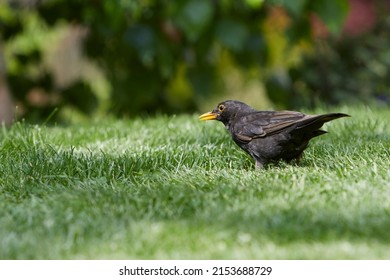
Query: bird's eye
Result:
<box><xmin>218</xmin><ymin>105</ymin><xmax>225</xmax><ymax>112</ymax></box>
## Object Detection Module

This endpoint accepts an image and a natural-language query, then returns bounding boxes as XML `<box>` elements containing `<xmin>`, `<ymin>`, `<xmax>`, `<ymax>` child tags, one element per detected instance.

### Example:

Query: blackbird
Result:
<box><xmin>199</xmin><ymin>100</ymin><xmax>350</xmax><ymax>168</ymax></box>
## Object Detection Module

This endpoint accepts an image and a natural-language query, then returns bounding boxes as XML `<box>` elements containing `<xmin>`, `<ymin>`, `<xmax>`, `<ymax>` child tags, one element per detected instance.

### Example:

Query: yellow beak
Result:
<box><xmin>199</xmin><ymin>112</ymin><xmax>218</xmax><ymax>121</ymax></box>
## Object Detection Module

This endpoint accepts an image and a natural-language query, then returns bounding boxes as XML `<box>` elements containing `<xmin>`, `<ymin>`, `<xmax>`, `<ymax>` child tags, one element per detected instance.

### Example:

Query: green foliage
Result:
<box><xmin>274</xmin><ymin>0</ymin><xmax>349</xmax><ymax>35</ymax></box>
<box><xmin>1</xmin><ymin>0</ymin><xmax>352</xmax><ymax>120</ymax></box>
<box><xmin>175</xmin><ymin>0</ymin><xmax>214</xmax><ymax>42</ymax></box>
<box><xmin>216</xmin><ymin>19</ymin><xmax>250</xmax><ymax>52</ymax></box>
<box><xmin>310</xmin><ymin>0</ymin><xmax>349</xmax><ymax>34</ymax></box>
<box><xmin>0</xmin><ymin>106</ymin><xmax>389</xmax><ymax>258</ymax></box>
<box><xmin>285</xmin><ymin>17</ymin><xmax>390</xmax><ymax>108</ymax></box>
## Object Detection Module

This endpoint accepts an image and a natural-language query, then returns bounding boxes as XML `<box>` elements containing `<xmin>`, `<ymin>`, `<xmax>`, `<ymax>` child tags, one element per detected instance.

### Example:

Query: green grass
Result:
<box><xmin>1</xmin><ymin>106</ymin><xmax>390</xmax><ymax>259</ymax></box>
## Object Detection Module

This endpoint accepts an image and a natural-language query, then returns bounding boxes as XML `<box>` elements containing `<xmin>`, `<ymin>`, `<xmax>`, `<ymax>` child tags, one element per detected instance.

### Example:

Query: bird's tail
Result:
<box><xmin>294</xmin><ymin>113</ymin><xmax>350</xmax><ymax>138</ymax></box>
<box><xmin>314</xmin><ymin>113</ymin><xmax>351</xmax><ymax>123</ymax></box>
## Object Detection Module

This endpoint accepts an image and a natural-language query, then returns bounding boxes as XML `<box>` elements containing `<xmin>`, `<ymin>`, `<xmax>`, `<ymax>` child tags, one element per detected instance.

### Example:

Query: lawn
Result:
<box><xmin>0</xmin><ymin>105</ymin><xmax>389</xmax><ymax>259</ymax></box>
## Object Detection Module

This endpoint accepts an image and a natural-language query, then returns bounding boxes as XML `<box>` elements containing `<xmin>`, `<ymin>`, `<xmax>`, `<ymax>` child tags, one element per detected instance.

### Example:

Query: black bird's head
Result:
<box><xmin>199</xmin><ymin>100</ymin><xmax>254</xmax><ymax>125</ymax></box>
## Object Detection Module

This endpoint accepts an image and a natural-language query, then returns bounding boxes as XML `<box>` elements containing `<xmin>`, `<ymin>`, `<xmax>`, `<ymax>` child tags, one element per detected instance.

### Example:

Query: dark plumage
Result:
<box><xmin>199</xmin><ymin>100</ymin><xmax>350</xmax><ymax>168</ymax></box>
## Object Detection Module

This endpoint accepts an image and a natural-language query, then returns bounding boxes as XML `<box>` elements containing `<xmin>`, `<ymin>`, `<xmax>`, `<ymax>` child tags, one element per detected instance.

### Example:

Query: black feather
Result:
<box><xmin>201</xmin><ymin>100</ymin><xmax>350</xmax><ymax>168</ymax></box>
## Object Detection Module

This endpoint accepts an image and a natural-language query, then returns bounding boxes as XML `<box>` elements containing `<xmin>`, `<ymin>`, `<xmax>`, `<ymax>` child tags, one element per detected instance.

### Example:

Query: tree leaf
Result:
<box><xmin>215</xmin><ymin>19</ymin><xmax>249</xmax><ymax>52</ymax></box>
<box><xmin>175</xmin><ymin>0</ymin><xmax>214</xmax><ymax>42</ymax></box>
<box><xmin>311</xmin><ymin>0</ymin><xmax>349</xmax><ymax>35</ymax></box>
<box><xmin>245</xmin><ymin>0</ymin><xmax>265</xmax><ymax>9</ymax></box>
<box><xmin>280</xmin><ymin>0</ymin><xmax>308</xmax><ymax>17</ymax></box>
<box><xmin>124</xmin><ymin>25</ymin><xmax>156</xmax><ymax>67</ymax></box>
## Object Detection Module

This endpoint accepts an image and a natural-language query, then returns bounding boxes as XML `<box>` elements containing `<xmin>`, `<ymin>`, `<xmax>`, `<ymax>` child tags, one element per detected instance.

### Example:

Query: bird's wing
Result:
<box><xmin>235</xmin><ymin>111</ymin><xmax>309</xmax><ymax>142</ymax></box>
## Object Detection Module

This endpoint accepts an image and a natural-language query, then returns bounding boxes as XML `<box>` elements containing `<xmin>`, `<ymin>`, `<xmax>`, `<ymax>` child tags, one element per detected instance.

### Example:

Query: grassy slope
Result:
<box><xmin>0</xmin><ymin>106</ymin><xmax>389</xmax><ymax>259</ymax></box>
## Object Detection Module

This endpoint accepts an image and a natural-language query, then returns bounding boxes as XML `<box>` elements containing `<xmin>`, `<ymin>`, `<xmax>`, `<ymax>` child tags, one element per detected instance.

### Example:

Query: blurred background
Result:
<box><xmin>1</xmin><ymin>0</ymin><xmax>389</xmax><ymax>124</ymax></box>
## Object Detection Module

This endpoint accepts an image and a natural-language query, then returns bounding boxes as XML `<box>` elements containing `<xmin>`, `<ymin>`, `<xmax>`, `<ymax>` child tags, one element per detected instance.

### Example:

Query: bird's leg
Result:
<box><xmin>255</xmin><ymin>160</ymin><xmax>265</xmax><ymax>169</ymax></box>
<box><xmin>295</xmin><ymin>152</ymin><xmax>303</xmax><ymax>165</ymax></box>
